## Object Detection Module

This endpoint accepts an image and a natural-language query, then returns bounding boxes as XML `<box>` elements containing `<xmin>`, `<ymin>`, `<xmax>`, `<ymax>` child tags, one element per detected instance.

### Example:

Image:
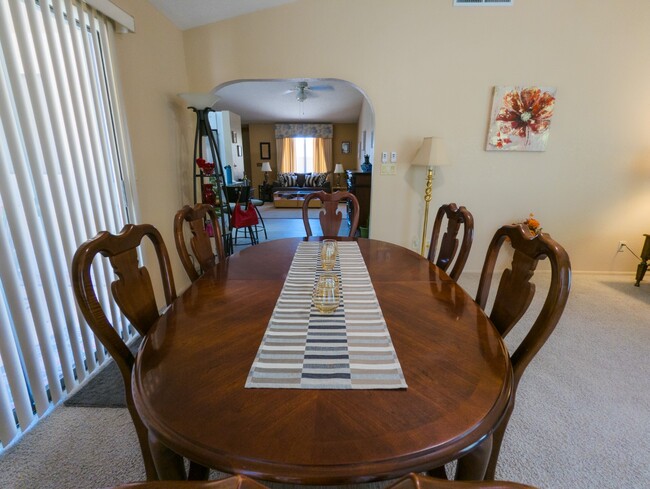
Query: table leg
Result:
<box><xmin>454</xmin><ymin>435</ymin><xmax>493</xmax><ymax>481</ymax></box>
<box><xmin>148</xmin><ymin>432</ymin><xmax>187</xmax><ymax>480</ymax></box>
<box><xmin>635</xmin><ymin>261</ymin><xmax>648</xmax><ymax>287</ymax></box>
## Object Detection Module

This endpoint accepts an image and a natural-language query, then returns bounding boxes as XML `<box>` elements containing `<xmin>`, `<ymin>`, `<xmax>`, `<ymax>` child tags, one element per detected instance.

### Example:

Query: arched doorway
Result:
<box><xmin>211</xmin><ymin>78</ymin><xmax>375</xmax><ymax>240</ymax></box>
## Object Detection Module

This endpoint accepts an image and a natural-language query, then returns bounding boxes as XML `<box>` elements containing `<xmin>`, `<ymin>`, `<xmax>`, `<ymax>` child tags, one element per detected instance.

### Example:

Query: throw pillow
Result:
<box><xmin>295</xmin><ymin>173</ymin><xmax>306</xmax><ymax>187</ymax></box>
<box><xmin>287</xmin><ymin>174</ymin><xmax>298</xmax><ymax>186</ymax></box>
<box><xmin>278</xmin><ymin>173</ymin><xmax>297</xmax><ymax>187</ymax></box>
<box><xmin>305</xmin><ymin>173</ymin><xmax>320</xmax><ymax>187</ymax></box>
<box><xmin>315</xmin><ymin>172</ymin><xmax>328</xmax><ymax>187</ymax></box>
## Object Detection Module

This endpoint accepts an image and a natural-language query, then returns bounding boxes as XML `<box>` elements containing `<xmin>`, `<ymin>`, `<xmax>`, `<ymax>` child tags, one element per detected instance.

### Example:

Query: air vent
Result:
<box><xmin>454</xmin><ymin>0</ymin><xmax>513</xmax><ymax>6</ymax></box>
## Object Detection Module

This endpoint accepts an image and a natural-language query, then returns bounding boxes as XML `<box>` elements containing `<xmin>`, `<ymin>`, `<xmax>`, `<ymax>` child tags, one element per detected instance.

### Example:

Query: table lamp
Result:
<box><xmin>261</xmin><ymin>161</ymin><xmax>272</xmax><ymax>184</ymax></box>
<box><xmin>411</xmin><ymin>137</ymin><xmax>450</xmax><ymax>256</ymax></box>
<box><xmin>334</xmin><ymin>163</ymin><xmax>345</xmax><ymax>189</ymax></box>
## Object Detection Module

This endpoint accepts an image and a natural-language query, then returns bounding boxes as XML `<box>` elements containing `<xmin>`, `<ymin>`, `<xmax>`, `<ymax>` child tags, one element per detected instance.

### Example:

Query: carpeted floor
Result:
<box><xmin>0</xmin><ymin>273</ymin><xmax>648</xmax><ymax>489</ymax></box>
<box><xmin>63</xmin><ymin>339</ymin><xmax>141</xmax><ymax>408</ymax></box>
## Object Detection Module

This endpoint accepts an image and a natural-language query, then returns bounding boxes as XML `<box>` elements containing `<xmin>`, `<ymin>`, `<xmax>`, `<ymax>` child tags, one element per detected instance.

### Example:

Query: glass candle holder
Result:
<box><xmin>320</xmin><ymin>239</ymin><xmax>337</xmax><ymax>271</ymax></box>
<box><xmin>312</xmin><ymin>274</ymin><xmax>340</xmax><ymax>314</ymax></box>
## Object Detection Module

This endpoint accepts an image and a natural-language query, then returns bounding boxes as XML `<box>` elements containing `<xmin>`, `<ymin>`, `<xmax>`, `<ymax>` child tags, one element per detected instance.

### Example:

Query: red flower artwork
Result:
<box><xmin>496</xmin><ymin>87</ymin><xmax>555</xmax><ymax>139</ymax></box>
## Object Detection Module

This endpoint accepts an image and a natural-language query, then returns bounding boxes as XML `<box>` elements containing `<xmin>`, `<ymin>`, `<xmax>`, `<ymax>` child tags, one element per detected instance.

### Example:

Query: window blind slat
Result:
<box><xmin>0</xmin><ymin>289</ymin><xmax>33</xmax><ymax>442</ymax></box>
<box><xmin>0</xmin><ymin>214</ymin><xmax>50</xmax><ymax>415</ymax></box>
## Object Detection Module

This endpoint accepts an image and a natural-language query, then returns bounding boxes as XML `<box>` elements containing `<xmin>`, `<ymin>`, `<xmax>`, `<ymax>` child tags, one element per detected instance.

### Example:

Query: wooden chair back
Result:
<box><xmin>71</xmin><ymin>223</ymin><xmax>176</xmax><ymax>481</ymax></box>
<box><xmin>302</xmin><ymin>190</ymin><xmax>360</xmax><ymax>237</ymax></box>
<box><xmin>389</xmin><ymin>473</ymin><xmax>538</xmax><ymax>489</ymax></box>
<box><xmin>427</xmin><ymin>203</ymin><xmax>474</xmax><ymax>281</ymax></box>
<box><xmin>105</xmin><ymin>475</ymin><xmax>269</xmax><ymax>489</ymax></box>
<box><xmin>475</xmin><ymin>223</ymin><xmax>571</xmax><ymax>478</ymax></box>
<box><xmin>174</xmin><ymin>204</ymin><xmax>225</xmax><ymax>282</ymax></box>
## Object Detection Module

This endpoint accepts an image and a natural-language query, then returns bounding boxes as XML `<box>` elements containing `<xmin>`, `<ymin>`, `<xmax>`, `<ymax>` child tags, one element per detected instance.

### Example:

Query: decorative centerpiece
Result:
<box><xmin>517</xmin><ymin>213</ymin><xmax>542</xmax><ymax>235</ymax></box>
<box><xmin>361</xmin><ymin>154</ymin><xmax>372</xmax><ymax>173</ymax></box>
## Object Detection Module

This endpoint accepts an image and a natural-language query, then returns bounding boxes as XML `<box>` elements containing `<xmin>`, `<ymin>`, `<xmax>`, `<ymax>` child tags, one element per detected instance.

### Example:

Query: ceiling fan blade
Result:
<box><xmin>309</xmin><ymin>84</ymin><xmax>334</xmax><ymax>91</ymax></box>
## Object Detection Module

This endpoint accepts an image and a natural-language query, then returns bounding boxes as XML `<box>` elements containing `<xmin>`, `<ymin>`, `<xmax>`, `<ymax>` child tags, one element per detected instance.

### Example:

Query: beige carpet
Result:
<box><xmin>0</xmin><ymin>273</ymin><xmax>648</xmax><ymax>489</ymax></box>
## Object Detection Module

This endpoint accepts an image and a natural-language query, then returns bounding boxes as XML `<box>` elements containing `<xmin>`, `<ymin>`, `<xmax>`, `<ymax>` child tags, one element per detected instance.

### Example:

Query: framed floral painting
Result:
<box><xmin>486</xmin><ymin>86</ymin><xmax>556</xmax><ymax>151</ymax></box>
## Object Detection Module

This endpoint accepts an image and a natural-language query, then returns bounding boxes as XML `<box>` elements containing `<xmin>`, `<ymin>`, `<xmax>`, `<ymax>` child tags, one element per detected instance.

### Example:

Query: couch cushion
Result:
<box><xmin>295</xmin><ymin>173</ymin><xmax>307</xmax><ymax>187</ymax></box>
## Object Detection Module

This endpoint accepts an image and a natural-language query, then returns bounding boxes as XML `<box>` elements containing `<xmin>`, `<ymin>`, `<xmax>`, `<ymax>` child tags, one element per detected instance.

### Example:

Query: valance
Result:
<box><xmin>275</xmin><ymin>124</ymin><xmax>333</xmax><ymax>139</ymax></box>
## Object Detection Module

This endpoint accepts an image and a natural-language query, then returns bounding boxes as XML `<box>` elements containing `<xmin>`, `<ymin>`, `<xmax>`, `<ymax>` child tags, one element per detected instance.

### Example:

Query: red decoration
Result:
<box><xmin>202</xmin><ymin>184</ymin><xmax>216</xmax><ymax>205</ymax></box>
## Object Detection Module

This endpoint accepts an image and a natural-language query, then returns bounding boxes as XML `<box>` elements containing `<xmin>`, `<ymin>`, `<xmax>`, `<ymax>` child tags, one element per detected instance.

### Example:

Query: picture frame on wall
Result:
<box><xmin>341</xmin><ymin>141</ymin><xmax>351</xmax><ymax>154</ymax></box>
<box><xmin>260</xmin><ymin>142</ymin><xmax>271</xmax><ymax>159</ymax></box>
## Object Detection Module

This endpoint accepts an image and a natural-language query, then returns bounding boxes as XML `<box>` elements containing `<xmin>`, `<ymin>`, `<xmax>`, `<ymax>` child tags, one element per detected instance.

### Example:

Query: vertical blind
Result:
<box><xmin>0</xmin><ymin>0</ymin><xmax>136</xmax><ymax>449</ymax></box>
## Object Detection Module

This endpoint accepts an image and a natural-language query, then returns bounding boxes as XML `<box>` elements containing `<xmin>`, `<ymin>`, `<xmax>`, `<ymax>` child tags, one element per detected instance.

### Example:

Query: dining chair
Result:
<box><xmin>249</xmin><ymin>195</ymin><xmax>268</xmax><ymax>240</ymax></box>
<box><xmin>104</xmin><ymin>474</ymin><xmax>269</xmax><ymax>489</ymax></box>
<box><xmin>225</xmin><ymin>184</ymin><xmax>259</xmax><ymax>246</ymax></box>
<box><xmin>302</xmin><ymin>190</ymin><xmax>360</xmax><ymax>237</ymax></box>
<box><xmin>427</xmin><ymin>203</ymin><xmax>474</xmax><ymax>281</ymax></box>
<box><xmin>72</xmin><ymin>223</ymin><xmax>209</xmax><ymax>481</ymax></box>
<box><xmin>475</xmin><ymin>223</ymin><xmax>571</xmax><ymax>479</ymax></box>
<box><xmin>174</xmin><ymin>204</ymin><xmax>226</xmax><ymax>282</ymax></box>
<box><xmin>388</xmin><ymin>473</ymin><xmax>538</xmax><ymax>489</ymax></box>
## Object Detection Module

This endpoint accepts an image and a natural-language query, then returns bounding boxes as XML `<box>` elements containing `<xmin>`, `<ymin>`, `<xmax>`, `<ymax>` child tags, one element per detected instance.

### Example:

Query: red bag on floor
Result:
<box><xmin>232</xmin><ymin>203</ymin><xmax>259</xmax><ymax>228</ymax></box>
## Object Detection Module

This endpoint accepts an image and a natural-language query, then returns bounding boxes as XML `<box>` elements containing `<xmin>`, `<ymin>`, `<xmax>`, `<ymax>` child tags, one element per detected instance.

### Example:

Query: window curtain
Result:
<box><xmin>275</xmin><ymin>123</ymin><xmax>333</xmax><ymax>174</ymax></box>
<box><xmin>0</xmin><ymin>0</ymin><xmax>136</xmax><ymax>450</ymax></box>
<box><xmin>278</xmin><ymin>138</ymin><xmax>294</xmax><ymax>173</ymax></box>
<box><xmin>312</xmin><ymin>138</ymin><xmax>331</xmax><ymax>174</ymax></box>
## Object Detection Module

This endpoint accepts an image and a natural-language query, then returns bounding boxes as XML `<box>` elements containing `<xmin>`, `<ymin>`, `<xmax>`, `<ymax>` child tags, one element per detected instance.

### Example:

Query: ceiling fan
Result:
<box><xmin>284</xmin><ymin>81</ymin><xmax>334</xmax><ymax>102</ymax></box>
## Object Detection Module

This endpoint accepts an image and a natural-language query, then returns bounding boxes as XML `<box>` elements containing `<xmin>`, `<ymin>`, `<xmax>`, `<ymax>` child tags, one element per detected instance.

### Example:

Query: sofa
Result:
<box><xmin>271</xmin><ymin>172</ymin><xmax>331</xmax><ymax>208</ymax></box>
<box><xmin>271</xmin><ymin>172</ymin><xmax>331</xmax><ymax>193</ymax></box>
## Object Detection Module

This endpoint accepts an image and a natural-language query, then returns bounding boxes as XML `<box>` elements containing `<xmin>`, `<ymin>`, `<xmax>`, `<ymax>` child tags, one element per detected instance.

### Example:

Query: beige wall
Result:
<box><xmin>111</xmin><ymin>0</ymin><xmax>193</xmax><ymax>291</ymax></box>
<box><xmin>180</xmin><ymin>0</ymin><xmax>650</xmax><ymax>272</ymax></box>
<box><xmin>110</xmin><ymin>0</ymin><xmax>650</xmax><ymax>273</ymax></box>
<box><xmin>247</xmin><ymin>124</ymin><xmax>276</xmax><ymax>189</ymax></box>
<box><xmin>333</xmin><ymin>124</ymin><xmax>358</xmax><ymax>178</ymax></box>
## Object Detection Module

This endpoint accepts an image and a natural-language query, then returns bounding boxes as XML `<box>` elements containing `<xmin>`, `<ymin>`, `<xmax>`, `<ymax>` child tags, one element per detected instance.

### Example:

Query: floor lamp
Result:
<box><xmin>411</xmin><ymin>137</ymin><xmax>450</xmax><ymax>256</ymax></box>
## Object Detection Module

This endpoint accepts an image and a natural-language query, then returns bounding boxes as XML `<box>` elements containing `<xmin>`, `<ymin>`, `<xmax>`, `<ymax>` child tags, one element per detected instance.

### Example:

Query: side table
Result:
<box><xmin>634</xmin><ymin>234</ymin><xmax>650</xmax><ymax>286</ymax></box>
<box><xmin>258</xmin><ymin>183</ymin><xmax>274</xmax><ymax>203</ymax></box>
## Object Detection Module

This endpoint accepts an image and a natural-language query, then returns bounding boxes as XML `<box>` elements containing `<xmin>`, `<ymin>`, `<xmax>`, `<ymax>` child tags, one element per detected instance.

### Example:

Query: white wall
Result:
<box><xmin>181</xmin><ymin>0</ymin><xmax>650</xmax><ymax>272</ymax></box>
<box><xmin>210</xmin><ymin>110</ymin><xmax>245</xmax><ymax>181</ymax></box>
<box><xmin>357</xmin><ymin>97</ymin><xmax>375</xmax><ymax>167</ymax></box>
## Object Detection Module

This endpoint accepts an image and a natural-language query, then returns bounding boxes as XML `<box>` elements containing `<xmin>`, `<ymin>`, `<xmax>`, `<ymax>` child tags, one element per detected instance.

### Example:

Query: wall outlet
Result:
<box><xmin>617</xmin><ymin>241</ymin><xmax>627</xmax><ymax>253</ymax></box>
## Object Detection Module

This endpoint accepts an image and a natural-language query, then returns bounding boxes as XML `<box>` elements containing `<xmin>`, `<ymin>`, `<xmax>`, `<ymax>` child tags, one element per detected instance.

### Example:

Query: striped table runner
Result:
<box><xmin>245</xmin><ymin>241</ymin><xmax>407</xmax><ymax>389</ymax></box>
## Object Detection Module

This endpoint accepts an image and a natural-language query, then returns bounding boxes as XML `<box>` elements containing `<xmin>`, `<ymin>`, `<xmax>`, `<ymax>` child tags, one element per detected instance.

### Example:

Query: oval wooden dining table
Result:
<box><xmin>133</xmin><ymin>237</ymin><xmax>513</xmax><ymax>484</ymax></box>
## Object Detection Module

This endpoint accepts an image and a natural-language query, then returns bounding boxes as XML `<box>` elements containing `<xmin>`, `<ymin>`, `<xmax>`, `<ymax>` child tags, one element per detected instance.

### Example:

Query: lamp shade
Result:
<box><xmin>178</xmin><ymin>92</ymin><xmax>219</xmax><ymax>109</ymax></box>
<box><xmin>261</xmin><ymin>162</ymin><xmax>272</xmax><ymax>172</ymax></box>
<box><xmin>411</xmin><ymin>137</ymin><xmax>449</xmax><ymax>168</ymax></box>
<box><xmin>334</xmin><ymin>163</ymin><xmax>345</xmax><ymax>174</ymax></box>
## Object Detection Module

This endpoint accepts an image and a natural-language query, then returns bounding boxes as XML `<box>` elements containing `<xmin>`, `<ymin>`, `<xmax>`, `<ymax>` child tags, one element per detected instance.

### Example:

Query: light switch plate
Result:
<box><xmin>391</xmin><ymin>151</ymin><xmax>397</xmax><ymax>163</ymax></box>
<box><xmin>381</xmin><ymin>151</ymin><xmax>388</xmax><ymax>163</ymax></box>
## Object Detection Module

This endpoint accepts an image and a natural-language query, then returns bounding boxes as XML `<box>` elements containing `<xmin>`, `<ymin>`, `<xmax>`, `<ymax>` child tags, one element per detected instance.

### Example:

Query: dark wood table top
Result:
<box><xmin>133</xmin><ymin>238</ymin><xmax>512</xmax><ymax>484</ymax></box>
